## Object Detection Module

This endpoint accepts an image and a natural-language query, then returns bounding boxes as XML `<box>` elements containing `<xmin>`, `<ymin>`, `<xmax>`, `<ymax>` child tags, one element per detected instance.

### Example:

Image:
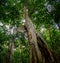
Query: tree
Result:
<box><xmin>0</xmin><ymin>0</ymin><xmax>60</xmax><ymax>63</ymax></box>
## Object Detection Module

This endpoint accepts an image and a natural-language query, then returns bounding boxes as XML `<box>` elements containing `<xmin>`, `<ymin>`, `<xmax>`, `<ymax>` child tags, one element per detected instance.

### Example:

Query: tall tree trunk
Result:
<box><xmin>24</xmin><ymin>6</ymin><xmax>42</xmax><ymax>63</ymax></box>
<box><xmin>24</xmin><ymin>6</ymin><xmax>54</xmax><ymax>63</ymax></box>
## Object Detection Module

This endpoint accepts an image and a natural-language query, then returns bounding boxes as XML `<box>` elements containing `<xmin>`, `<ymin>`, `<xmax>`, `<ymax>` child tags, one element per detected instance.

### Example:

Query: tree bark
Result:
<box><xmin>24</xmin><ymin>6</ymin><xmax>42</xmax><ymax>63</ymax></box>
<box><xmin>24</xmin><ymin>6</ymin><xmax>54</xmax><ymax>63</ymax></box>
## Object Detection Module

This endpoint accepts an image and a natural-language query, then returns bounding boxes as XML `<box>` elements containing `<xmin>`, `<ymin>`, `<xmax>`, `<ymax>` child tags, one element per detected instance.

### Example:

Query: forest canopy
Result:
<box><xmin>0</xmin><ymin>0</ymin><xmax>60</xmax><ymax>63</ymax></box>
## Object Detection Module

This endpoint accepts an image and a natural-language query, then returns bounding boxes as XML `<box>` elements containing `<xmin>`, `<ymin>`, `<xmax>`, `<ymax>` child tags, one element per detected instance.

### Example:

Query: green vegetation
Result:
<box><xmin>0</xmin><ymin>0</ymin><xmax>60</xmax><ymax>63</ymax></box>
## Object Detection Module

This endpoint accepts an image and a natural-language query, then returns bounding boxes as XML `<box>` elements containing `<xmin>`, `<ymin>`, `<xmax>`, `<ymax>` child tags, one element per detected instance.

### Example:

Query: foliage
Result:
<box><xmin>0</xmin><ymin>0</ymin><xmax>60</xmax><ymax>63</ymax></box>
